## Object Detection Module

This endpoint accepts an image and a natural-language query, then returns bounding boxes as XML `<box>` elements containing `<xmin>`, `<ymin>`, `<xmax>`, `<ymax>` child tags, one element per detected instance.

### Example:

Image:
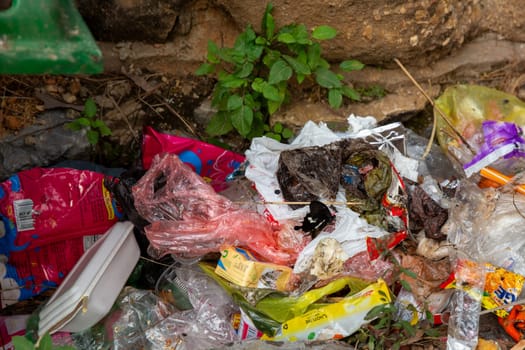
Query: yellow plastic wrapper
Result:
<box><xmin>435</xmin><ymin>84</ymin><xmax>525</xmax><ymax>177</ymax></box>
<box><xmin>215</xmin><ymin>247</ymin><xmax>293</xmax><ymax>292</ymax></box>
<box><xmin>261</xmin><ymin>279</ymin><xmax>391</xmax><ymax>342</ymax></box>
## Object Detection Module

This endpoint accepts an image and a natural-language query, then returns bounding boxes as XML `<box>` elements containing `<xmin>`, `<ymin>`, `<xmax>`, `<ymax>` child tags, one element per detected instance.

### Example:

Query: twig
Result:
<box><xmin>138</xmin><ymin>95</ymin><xmax>166</xmax><ymax>121</ymax></box>
<box><xmin>393</xmin><ymin>58</ymin><xmax>475</xmax><ymax>158</ymax></box>
<box><xmin>108</xmin><ymin>95</ymin><xmax>139</xmax><ymax>141</ymax></box>
<box><xmin>153</xmin><ymin>94</ymin><xmax>198</xmax><ymax>137</ymax></box>
<box><xmin>0</xmin><ymin>120</ymin><xmax>70</xmax><ymax>144</ymax></box>
<box><xmin>235</xmin><ymin>200</ymin><xmax>362</xmax><ymax>206</ymax></box>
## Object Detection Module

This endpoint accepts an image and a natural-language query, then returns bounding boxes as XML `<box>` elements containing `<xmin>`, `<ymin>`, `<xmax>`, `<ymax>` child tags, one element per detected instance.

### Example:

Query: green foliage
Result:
<box><xmin>12</xmin><ymin>334</ymin><xmax>75</xmax><ymax>350</ymax></box>
<box><xmin>345</xmin><ymin>249</ymin><xmax>445</xmax><ymax>349</ymax></box>
<box><xmin>357</xmin><ymin>85</ymin><xmax>387</xmax><ymax>99</ymax></box>
<box><xmin>263</xmin><ymin>122</ymin><xmax>294</xmax><ymax>142</ymax></box>
<box><xmin>196</xmin><ymin>3</ymin><xmax>364</xmax><ymax>140</ymax></box>
<box><xmin>67</xmin><ymin>98</ymin><xmax>112</xmax><ymax>145</ymax></box>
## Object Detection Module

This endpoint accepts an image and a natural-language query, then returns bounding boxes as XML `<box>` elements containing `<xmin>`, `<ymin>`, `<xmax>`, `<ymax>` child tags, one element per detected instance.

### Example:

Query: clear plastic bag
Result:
<box><xmin>444</xmin><ymin>180</ymin><xmax>525</xmax><ymax>275</ymax></box>
<box><xmin>146</xmin><ymin>264</ymin><xmax>239</xmax><ymax>349</ymax></box>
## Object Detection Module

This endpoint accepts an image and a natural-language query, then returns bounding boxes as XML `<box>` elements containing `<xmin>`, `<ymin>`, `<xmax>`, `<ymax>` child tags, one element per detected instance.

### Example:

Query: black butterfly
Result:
<box><xmin>294</xmin><ymin>200</ymin><xmax>335</xmax><ymax>238</ymax></box>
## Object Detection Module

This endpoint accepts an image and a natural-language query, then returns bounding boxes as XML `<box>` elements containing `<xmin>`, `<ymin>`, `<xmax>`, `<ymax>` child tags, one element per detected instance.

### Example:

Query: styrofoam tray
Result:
<box><xmin>38</xmin><ymin>221</ymin><xmax>140</xmax><ymax>336</ymax></box>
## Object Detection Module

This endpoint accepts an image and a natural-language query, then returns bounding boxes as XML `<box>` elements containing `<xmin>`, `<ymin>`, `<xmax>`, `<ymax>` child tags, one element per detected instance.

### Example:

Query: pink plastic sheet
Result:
<box><xmin>132</xmin><ymin>153</ymin><xmax>308</xmax><ymax>266</ymax></box>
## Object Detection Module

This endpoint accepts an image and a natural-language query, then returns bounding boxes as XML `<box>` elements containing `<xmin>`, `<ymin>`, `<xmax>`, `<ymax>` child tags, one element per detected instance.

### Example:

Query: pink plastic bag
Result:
<box><xmin>132</xmin><ymin>153</ymin><xmax>308</xmax><ymax>266</ymax></box>
<box><xmin>0</xmin><ymin>167</ymin><xmax>122</xmax><ymax>308</ymax></box>
<box><xmin>0</xmin><ymin>167</ymin><xmax>121</xmax><ymax>251</ymax></box>
<box><xmin>141</xmin><ymin>126</ymin><xmax>245</xmax><ymax>191</ymax></box>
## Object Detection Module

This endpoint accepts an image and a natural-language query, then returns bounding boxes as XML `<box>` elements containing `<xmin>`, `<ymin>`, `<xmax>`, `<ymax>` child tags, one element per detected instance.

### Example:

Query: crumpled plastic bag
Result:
<box><xmin>276</xmin><ymin>139</ymin><xmax>373</xmax><ymax>208</ymax></box>
<box><xmin>443</xmin><ymin>179</ymin><xmax>525</xmax><ymax>276</ymax></box>
<box><xmin>435</xmin><ymin>84</ymin><xmax>525</xmax><ymax>177</ymax></box>
<box><xmin>200</xmin><ymin>262</ymin><xmax>370</xmax><ymax>337</ymax></box>
<box><xmin>132</xmin><ymin>153</ymin><xmax>308</xmax><ymax>266</ymax></box>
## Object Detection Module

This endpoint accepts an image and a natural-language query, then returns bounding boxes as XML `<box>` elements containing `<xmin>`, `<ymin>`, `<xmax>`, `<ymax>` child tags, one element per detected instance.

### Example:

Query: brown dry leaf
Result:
<box><xmin>4</xmin><ymin>115</ymin><xmax>23</xmax><ymax>130</ymax></box>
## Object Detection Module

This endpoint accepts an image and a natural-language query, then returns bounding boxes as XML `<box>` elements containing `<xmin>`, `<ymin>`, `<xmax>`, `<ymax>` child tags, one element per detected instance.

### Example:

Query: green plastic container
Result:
<box><xmin>0</xmin><ymin>0</ymin><xmax>103</xmax><ymax>74</ymax></box>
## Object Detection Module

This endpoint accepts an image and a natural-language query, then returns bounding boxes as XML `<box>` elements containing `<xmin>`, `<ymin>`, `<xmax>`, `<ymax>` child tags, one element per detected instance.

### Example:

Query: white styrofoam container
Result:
<box><xmin>38</xmin><ymin>221</ymin><xmax>140</xmax><ymax>336</ymax></box>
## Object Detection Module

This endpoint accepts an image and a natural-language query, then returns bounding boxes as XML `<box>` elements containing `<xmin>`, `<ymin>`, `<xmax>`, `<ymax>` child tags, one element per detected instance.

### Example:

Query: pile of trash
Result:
<box><xmin>3</xmin><ymin>84</ymin><xmax>525</xmax><ymax>349</ymax></box>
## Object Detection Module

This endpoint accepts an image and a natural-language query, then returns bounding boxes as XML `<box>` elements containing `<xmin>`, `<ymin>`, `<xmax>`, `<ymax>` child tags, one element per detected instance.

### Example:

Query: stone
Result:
<box><xmin>77</xmin><ymin>0</ymin><xmax>182</xmax><ymax>42</ymax></box>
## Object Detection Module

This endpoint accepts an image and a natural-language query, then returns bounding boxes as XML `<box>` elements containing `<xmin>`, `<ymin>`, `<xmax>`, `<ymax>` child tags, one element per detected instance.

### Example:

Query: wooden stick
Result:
<box><xmin>234</xmin><ymin>200</ymin><xmax>362</xmax><ymax>206</ymax></box>
<box><xmin>393</xmin><ymin>58</ymin><xmax>475</xmax><ymax>157</ymax></box>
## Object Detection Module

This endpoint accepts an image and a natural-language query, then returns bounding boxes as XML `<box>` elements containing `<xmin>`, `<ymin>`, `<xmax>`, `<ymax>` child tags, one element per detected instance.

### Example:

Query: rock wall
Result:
<box><xmin>77</xmin><ymin>0</ymin><xmax>525</xmax><ymax>124</ymax></box>
<box><xmin>78</xmin><ymin>0</ymin><xmax>525</xmax><ymax>68</ymax></box>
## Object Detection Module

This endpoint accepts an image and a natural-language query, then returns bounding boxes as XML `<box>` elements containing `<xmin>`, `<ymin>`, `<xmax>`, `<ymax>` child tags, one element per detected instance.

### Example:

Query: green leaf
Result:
<box><xmin>93</xmin><ymin>120</ymin><xmax>112</xmax><ymax>136</ymax></box>
<box><xmin>39</xmin><ymin>333</ymin><xmax>53</xmax><ymax>350</ymax></box>
<box><xmin>425</xmin><ymin>328</ymin><xmax>441</xmax><ymax>337</ymax></box>
<box><xmin>66</xmin><ymin>121</ymin><xmax>83</xmax><ymax>131</ymax></box>
<box><xmin>234</xmin><ymin>26</ymin><xmax>256</xmax><ymax>53</ymax></box>
<box><xmin>399</xmin><ymin>320</ymin><xmax>416</xmax><ymax>336</ymax></box>
<box><xmin>195</xmin><ymin>62</ymin><xmax>215</xmax><ymax>76</ymax></box>
<box><xmin>207</xmin><ymin>40</ymin><xmax>220</xmax><ymax>63</ymax></box>
<box><xmin>401</xmin><ymin>268</ymin><xmax>418</xmax><ymax>279</ymax></box>
<box><xmin>87</xmin><ymin>129</ymin><xmax>99</xmax><ymax>145</ymax></box>
<box><xmin>231</xmin><ymin>105</ymin><xmax>253</xmax><ymax>137</ymax></box>
<box><xmin>262</xmin><ymin>83</ymin><xmax>281</xmax><ymax>102</ymax></box>
<box><xmin>291</xmin><ymin>24</ymin><xmax>311</xmax><ymax>45</ymax></box>
<box><xmin>268</xmin><ymin>59</ymin><xmax>293</xmax><ymax>84</ymax></box>
<box><xmin>273</xmin><ymin>122</ymin><xmax>283</xmax><ymax>133</ymax></box>
<box><xmin>425</xmin><ymin>310</ymin><xmax>434</xmax><ymax>324</ymax></box>
<box><xmin>400</xmin><ymin>279</ymin><xmax>412</xmax><ymax>292</ymax></box>
<box><xmin>245</xmin><ymin>45</ymin><xmax>264</xmax><ymax>62</ymax></box>
<box><xmin>315</xmin><ymin>67</ymin><xmax>342</xmax><ymax>88</ymax></box>
<box><xmin>206</xmin><ymin>112</ymin><xmax>234</xmax><ymax>136</ymax></box>
<box><xmin>265</xmin><ymin>132</ymin><xmax>281</xmax><ymax>142</ymax></box>
<box><xmin>255</xmin><ymin>36</ymin><xmax>267</xmax><ymax>45</ymax></box>
<box><xmin>282</xmin><ymin>127</ymin><xmax>294</xmax><ymax>139</ymax></box>
<box><xmin>243</xmin><ymin>93</ymin><xmax>257</xmax><ymax>109</ymax></box>
<box><xmin>263</xmin><ymin>49</ymin><xmax>281</xmax><ymax>68</ymax></box>
<box><xmin>99</xmin><ymin>125</ymin><xmax>112</xmax><ymax>136</ymax></box>
<box><xmin>328</xmin><ymin>88</ymin><xmax>343</xmax><ymax>108</ymax></box>
<box><xmin>262</xmin><ymin>3</ymin><xmax>275</xmax><ymax>40</ymax></box>
<box><xmin>217</xmin><ymin>47</ymin><xmax>235</xmax><ymax>64</ymax></box>
<box><xmin>83</xmin><ymin>98</ymin><xmax>97</xmax><ymax>118</ymax></box>
<box><xmin>75</xmin><ymin>117</ymin><xmax>91</xmax><ymax>127</ymax></box>
<box><xmin>211</xmin><ymin>85</ymin><xmax>230</xmax><ymax>109</ymax></box>
<box><xmin>267</xmin><ymin>99</ymin><xmax>282</xmax><ymax>114</ymax></box>
<box><xmin>365</xmin><ymin>304</ymin><xmax>388</xmax><ymax>320</ymax></box>
<box><xmin>307</xmin><ymin>43</ymin><xmax>321</xmax><ymax>69</ymax></box>
<box><xmin>235</xmin><ymin>62</ymin><xmax>253</xmax><ymax>78</ymax></box>
<box><xmin>219</xmin><ymin>75</ymin><xmax>246</xmax><ymax>89</ymax></box>
<box><xmin>312</xmin><ymin>25</ymin><xmax>337</xmax><ymax>40</ymax></box>
<box><xmin>296</xmin><ymin>74</ymin><xmax>305</xmax><ymax>84</ymax></box>
<box><xmin>342</xmin><ymin>86</ymin><xmax>361</xmax><ymax>101</ymax></box>
<box><xmin>318</xmin><ymin>57</ymin><xmax>330</xmax><ymax>69</ymax></box>
<box><xmin>247</xmin><ymin>113</ymin><xmax>266</xmax><ymax>139</ymax></box>
<box><xmin>251</xmin><ymin>78</ymin><xmax>265</xmax><ymax>93</ymax></box>
<box><xmin>277</xmin><ymin>32</ymin><xmax>296</xmax><ymax>44</ymax></box>
<box><xmin>11</xmin><ymin>336</ymin><xmax>35</xmax><ymax>350</ymax></box>
<box><xmin>227</xmin><ymin>94</ymin><xmax>243</xmax><ymax>110</ymax></box>
<box><xmin>283</xmin><ymin>54</ymin><xmax>311</xmax><ymax>75</ymax></box>
<box><xmin>340</xmin><ymin>59</ymin><xmax>365</xmax><ymax>71</ymax></box>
